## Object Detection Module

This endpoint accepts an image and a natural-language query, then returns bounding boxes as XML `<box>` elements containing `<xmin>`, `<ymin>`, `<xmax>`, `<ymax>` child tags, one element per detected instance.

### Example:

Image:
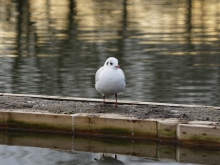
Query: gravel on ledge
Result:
<box><xmin>0</xmin><ymin>96</ymin><xmax>220</xmax><ymax>124</ymax></box>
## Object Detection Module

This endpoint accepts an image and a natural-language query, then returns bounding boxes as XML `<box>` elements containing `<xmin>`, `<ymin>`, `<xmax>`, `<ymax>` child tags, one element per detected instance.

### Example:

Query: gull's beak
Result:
<box><xmin>115</xmin><ymin>65</ymin><xmax>120</xmax><ymax>68</ymax></box>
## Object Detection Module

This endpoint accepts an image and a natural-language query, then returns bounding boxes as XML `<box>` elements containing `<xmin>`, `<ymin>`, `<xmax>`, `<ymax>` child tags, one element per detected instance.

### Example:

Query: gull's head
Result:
<box><xmin>104</xmin><ymin>57</ymin><xmax>120</xmax><ymax>69</ymax></box>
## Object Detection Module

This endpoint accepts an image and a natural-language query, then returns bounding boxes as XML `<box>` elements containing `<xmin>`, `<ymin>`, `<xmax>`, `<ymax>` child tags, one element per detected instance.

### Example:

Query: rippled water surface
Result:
<box><xmin>0</xmin><ymin>145</ymin><xmax>201</xmax><ymax>165</ymax></box>
<box><xmin>0</xmin><ymin>145</ymin><xmax>197</xmax><ymax>165</ymax></box>
<box><xmin>1</xmin><ymin>130</ymin><xmax>219</xmax><ymax>165</ymax></box>
<box><xmin>0</xmin><ymin>0</ymin><xmax>220</xmax><ymax>106</ymax></box>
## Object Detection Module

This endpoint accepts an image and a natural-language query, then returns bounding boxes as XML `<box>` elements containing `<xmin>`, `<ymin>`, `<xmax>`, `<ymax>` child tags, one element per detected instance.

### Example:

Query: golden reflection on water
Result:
<box><xmin>193</xmin><ymin>63</ymin><xmax>220</xmax><ymax>67</ymax></box>
<box><xmin>0</xmin><ymin>0</ymin><xmax>220</xmax><ymax>106</ymax></box>
<box><xmin>0</xmin><ymin>0</ymin><xmax>219</xmax><ymax>57</ymax></box>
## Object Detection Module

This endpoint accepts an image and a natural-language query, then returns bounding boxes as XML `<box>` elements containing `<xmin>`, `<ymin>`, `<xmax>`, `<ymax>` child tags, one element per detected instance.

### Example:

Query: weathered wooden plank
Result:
<box><xmin>158</xmin><ymin>120</ymin><xmax>178</xmax><ymax>140</ymax></box>
<box><xmin>0</xmin><ymin>109</ymin><xmax>220</xmax><ymax>146</ymax></box>
<box><xmin>0</xmin><ymin>111</ymin><xmax>7</xmax><ymax>126</ymax></box>
<box><xmin>0</xmin><ymin>111</ymin><xmax>72</xmax><ymax>132</ymax></box>
<box><xmin>178</xmin><ymin>124</ymin><xmax>220</xmax><ymax>146</ymax></box>
<box><xmin>73</xmin><ymin>114</ymin><xmax>133</xmax><ymax>136</ymax></box>
<box><xmin>131</xmin><ymin>119</ymin><xmax>157</xmax><ymax>138</ymax></box>
<box><xmin>73</xmin><ymin>114</ymin><xmax>158</xmax><ymax>138</ymax></box>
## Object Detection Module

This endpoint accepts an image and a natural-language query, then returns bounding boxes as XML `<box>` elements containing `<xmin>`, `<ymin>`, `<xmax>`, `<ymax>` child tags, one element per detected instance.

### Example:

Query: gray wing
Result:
<box><xmin>95</xmin><ymin>66</ymin><xmax>104</xmax><ymax>84</ymax></box>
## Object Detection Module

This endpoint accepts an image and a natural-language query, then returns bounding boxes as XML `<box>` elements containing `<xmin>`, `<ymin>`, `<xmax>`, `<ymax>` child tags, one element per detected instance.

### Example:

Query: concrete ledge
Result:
<box><xmin>0</xmin><ymin>93</ymin><xmax>220</xmax><ymax>147</ymax></box>
<box><xmin>0</xmin><ymin>110</ymin><xmax>220</xmax><ymax>148</ymax></box>
<box><xmin>2</xmin><ymin>93</ymin><xmax>220</xmax><ymax>108</ymax></box>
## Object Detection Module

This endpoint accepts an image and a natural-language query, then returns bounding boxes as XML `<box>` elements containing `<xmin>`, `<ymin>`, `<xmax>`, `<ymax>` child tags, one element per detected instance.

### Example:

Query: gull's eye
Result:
<box><xmin>110</xmin><ymin>62</ymin><xmax>113</xmax><ymax>65</ymax></box>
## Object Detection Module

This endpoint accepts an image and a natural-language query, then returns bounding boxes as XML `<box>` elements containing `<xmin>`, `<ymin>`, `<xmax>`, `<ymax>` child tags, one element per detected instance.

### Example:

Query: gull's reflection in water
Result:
<box><xmin>94</xmin><ymin>153</ymin><xmax>124</xmax><ymax>165</ymax></box>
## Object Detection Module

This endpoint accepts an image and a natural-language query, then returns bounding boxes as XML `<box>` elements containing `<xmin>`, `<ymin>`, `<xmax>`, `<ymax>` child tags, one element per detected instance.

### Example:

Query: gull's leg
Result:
<box><xmin>115</xmin><ymin>94</ymin><xmax>117</xmax><ymax>107</ymax></box>
<box><xmin>103</xmin><ymin>95</ymin><xmax>105</xmax><ymax>106</ymax></box>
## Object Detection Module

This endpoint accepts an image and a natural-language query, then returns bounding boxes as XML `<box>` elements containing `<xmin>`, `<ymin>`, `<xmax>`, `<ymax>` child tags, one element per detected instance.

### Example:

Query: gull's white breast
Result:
<box><xmin>95</xmin><ymin>66</ymin><xmax>125</xmax><ymax>96</ymax></box>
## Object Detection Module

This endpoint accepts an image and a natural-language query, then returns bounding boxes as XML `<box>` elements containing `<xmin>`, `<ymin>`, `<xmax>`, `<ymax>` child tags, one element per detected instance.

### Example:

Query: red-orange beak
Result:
<box><xmin>115</xmin><ymin>65</ymin><xmax>120</xmax><ymax>68</ymax></box>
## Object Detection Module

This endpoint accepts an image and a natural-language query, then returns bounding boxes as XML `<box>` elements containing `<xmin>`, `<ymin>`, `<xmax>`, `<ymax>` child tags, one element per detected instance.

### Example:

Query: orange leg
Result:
<box><xmin>115</xmin><ymin>94</ymin><xmax>117</xmax><ymax>107</ymax></box>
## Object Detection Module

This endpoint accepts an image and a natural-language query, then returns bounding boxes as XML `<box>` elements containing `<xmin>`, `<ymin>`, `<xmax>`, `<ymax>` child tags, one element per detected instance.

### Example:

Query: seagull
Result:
<box><xmin>95</xmin><ymin>57</ymin><xmax>126</xmax><ymax>107</ymax></box>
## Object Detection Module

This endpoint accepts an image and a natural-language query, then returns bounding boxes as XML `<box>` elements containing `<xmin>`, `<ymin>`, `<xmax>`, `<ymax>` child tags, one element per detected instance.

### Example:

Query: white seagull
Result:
<box><xmin>95</xmin><ymin>57</ymin><xmax>126</xmax><ymax>107</ymax></box>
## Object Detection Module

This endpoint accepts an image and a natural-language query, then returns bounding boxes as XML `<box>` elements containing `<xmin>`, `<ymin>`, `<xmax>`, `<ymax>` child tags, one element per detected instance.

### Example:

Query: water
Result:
<box><xmin>0</xmin><ymin>145</ymin><xmax>200</xmax><ymax>165</ymax></box>
<box><xmin>0</xmin><ymin>130</ymin><xmax>210</xmax><ymax>165</ymax></box>
<box><xmin>0</xmin><ymin>0</ymin><xmax>220</xmax><ymax>106</ymax></box>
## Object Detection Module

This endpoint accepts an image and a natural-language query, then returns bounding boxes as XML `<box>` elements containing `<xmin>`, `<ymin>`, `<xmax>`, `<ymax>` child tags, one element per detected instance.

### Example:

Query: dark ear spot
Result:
<box><xmin>106</xmin><ymin>62</ymin><xmax>108</xmax><ymax>65</ymax></box>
